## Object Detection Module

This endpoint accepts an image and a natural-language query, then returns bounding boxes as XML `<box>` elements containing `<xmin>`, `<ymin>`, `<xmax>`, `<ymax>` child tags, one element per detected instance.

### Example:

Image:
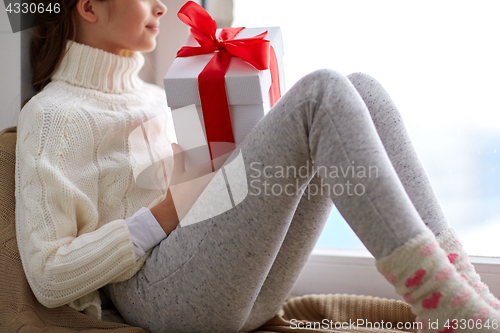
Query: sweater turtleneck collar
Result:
<box><xmin>51</xmin><ymin>41</ymin><xmax>145</xmax><ymax>94</ymax></box>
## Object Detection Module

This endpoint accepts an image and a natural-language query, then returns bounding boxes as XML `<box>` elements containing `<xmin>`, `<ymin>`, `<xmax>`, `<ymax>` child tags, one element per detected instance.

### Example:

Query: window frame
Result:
<box><xmin>291</xmin><ymin>248</ymin><xmax>500</xmax><ymax>300</ymax></box>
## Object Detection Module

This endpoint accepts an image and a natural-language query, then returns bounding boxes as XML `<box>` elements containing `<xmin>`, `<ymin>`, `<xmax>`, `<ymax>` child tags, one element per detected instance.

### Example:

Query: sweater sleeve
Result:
<box><xmin>15</xmin><ymin>102</ymin><xmax>138</xmax><ymax>309</ymax></box>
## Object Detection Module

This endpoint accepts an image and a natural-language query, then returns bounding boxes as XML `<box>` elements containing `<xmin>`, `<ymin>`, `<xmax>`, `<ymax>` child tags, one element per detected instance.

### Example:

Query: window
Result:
<box><xmin>233</xmin><ymin>0</ymin><xmax>500</xmax><ymax>259</ymax></box>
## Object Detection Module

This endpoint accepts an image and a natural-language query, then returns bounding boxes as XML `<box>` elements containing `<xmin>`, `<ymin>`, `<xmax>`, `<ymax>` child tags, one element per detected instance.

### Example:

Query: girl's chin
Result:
<box><xmin>140</xmin><ymin>43</ymin><xmax>157</xmax><ymax>53</ymax></box>
<box><xmin>126</xmin><ymin>41</ymin><xmax>157</xmax><ymax>54</ymax></box>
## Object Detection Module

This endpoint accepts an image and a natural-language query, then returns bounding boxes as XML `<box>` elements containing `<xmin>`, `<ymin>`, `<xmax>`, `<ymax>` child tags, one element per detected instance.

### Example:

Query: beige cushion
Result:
<box><xmin>259</xmin><ymin>294</ymin><xmax>416</xmax><ymax>332</ymax></box>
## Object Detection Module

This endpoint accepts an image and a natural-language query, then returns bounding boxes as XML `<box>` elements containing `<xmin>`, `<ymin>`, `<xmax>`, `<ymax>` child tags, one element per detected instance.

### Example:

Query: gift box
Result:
<box><xmin>163</xmin><ymin>2</ymin><xmax>285</xmax><ymax>171</ymax></box>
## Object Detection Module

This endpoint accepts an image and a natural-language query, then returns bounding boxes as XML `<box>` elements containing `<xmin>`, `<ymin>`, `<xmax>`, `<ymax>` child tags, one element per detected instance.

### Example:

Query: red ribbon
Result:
<box><xmin>176</xmin><ymin>1</ymin><xmax>281</xmax><ymax>162</ymax></box>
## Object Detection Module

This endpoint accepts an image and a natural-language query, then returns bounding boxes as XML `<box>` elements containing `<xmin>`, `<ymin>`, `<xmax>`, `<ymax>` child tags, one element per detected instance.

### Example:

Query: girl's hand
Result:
<box><xmin>150</xmin><ymin>143</ymin><xmax>235</xmax><ymax>233</ymax></box>
<box><xmin>167</xmin><ymin>143</ymin><xmax>220</xmax><ymax>222</ymax></box>
<box><xmin>169</xmin><ymin>143</ymin><xmax>234</xmax><ymax>185</ymax></box>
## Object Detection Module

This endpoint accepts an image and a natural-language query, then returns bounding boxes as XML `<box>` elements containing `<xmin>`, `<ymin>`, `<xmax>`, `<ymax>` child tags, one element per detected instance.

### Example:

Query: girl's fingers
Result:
<box><xmin>171</xmin><ymin>143</ymin><xmax>185</xmax><ymax>170</ymax></box>
<box><xmin>168</xmin><ymin>170</ymin><xmax>219</xmax><ymax>222</ymax></box>
<box><xmin>170</xmin><ymin>143</ymin><xmax>232</xmax><ymax>186</ymax></box>
<box><xmin>171</xmin><ymin>143</ymin><xmax>186</xmax><ymax>185</ymax></box>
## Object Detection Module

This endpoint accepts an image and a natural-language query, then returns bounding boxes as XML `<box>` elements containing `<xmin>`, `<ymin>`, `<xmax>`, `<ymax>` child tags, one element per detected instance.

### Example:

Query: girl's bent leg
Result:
<box><xmin>347</xmin><ymin>73</ymin><xmax>500</xmax><ymax>312</ymax></box>
<box><xmin>242</xmin><ymin>71</ymin><xmax>453</xmax><ymax>330</ymax></box>
<box><xmin>243</xmin><ymin>71</ymin><xmax>463</xmax><ymax>330</ymax></box>
<box><xmin>241</xmin><ymin>174</ymin><xmax>333</xmax><ymax>331</ymax></box>
<box><xmin>243</xmin><ymin>71</ymin><xmax>462</xmax><ymax>330</ymax></box>
<box><xmin>346</xmin><ymin>72</ymin><xmax>449</xmax><ymax>235</ymax></box>
<box><xmin>105</xmin><ymin>69</ymin><xmax>430</xmax><ymax>333</ymax></box>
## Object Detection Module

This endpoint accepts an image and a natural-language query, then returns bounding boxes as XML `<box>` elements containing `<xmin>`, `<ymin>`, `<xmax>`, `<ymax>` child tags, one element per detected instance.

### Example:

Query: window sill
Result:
<box><xmin>291</xmin><ymin>248</ymin><xmax>500</xmax><ymax>301</ymax></box>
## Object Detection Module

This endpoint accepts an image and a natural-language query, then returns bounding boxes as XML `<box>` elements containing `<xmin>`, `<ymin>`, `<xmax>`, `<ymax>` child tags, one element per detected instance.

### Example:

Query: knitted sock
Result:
<box><xmin>436</xmin><ymin>228</ymin><xmax>500</xmax><ymax>312</ymax></box>
<box><xmin>376</xmin><ymin>231</ymin><xmax>500</xmax><ymax>332</ymax></box>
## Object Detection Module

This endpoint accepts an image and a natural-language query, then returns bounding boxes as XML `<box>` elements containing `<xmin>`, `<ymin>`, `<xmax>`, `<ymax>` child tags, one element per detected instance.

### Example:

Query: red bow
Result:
<box><xmin>176</xmin><ymin>1</ymin><xmax>281</xmax><ymax>162</ymax></box>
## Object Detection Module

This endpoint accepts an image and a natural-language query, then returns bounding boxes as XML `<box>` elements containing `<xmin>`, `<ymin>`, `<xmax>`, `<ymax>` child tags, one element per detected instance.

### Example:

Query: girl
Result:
<box><xmin>17</xmin><ymin>0</ymin><xmax>500</xmax><ymax>332</ymax></box>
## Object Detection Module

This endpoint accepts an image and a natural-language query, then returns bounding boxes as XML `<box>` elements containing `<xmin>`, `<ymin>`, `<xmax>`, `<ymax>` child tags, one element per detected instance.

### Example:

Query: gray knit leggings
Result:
<box><xmin>105</xmin><ymin>70</ymin><xmax>450</xmax><ymax>332</ymax></box>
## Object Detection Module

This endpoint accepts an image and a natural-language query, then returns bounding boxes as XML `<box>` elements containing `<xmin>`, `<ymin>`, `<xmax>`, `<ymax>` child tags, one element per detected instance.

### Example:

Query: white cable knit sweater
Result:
<box><xmin>15</xmin><ymin>41</ymin><xmax>176</xmax><ymax>319</ymax></box>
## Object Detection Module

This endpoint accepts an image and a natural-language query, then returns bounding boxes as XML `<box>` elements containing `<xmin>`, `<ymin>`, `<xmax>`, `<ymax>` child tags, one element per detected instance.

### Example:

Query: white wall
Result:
<box><xmin>147</xmin><ymin>0</ymin><xmax>201</xmax><ymax>87</ymax></box>
<box><xmin>206</xmin><ymin>0</ymin><xmax>233</xmax><ymax>28</ymax></box>
<box><xmin>145</xmin><ymin>0</ymin><xmax>232</xmax><ymax>86</ymax></box>
<box><xmin>0</xmin><ymin>5</ymin><xmax>21</xmax><ymax>132</ymax></box>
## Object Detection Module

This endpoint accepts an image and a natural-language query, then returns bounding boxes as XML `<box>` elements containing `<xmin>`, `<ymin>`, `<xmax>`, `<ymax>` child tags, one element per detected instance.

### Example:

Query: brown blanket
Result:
<box><xmin>0</xmin><ymin>126</ymin><xmax>415</xmax><ymax>333</ymax></box>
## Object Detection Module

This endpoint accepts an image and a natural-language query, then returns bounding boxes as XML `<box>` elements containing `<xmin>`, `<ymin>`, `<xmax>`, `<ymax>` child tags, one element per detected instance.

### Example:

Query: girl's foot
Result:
<box><xmin>436</xmin><ymin>228</ymin><xmax>500</xmax><ymax>312</ymax></box>
<box><xmin>376</xmin><ymin>231</ymin><xmax>500</xmax><ymax>332</ymax></box>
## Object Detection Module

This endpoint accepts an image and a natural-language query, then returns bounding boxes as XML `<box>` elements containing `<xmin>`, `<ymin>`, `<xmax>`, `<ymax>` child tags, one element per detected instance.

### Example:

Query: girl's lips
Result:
<box><xmin>146</xmin><ymin>24</ymin><xmax>160</xmax><ymax>33</ymax></box>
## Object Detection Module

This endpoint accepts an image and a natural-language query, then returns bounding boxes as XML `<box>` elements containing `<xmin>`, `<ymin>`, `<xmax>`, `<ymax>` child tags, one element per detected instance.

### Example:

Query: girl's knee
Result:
<box><xmin>294</xmin><ymin>69</ymin><xmax>353</xmax><ymax>100</ymax></box>
<box><xmin>347</xmin><ymin>72</ymin><xmax>388</xmax><ymax>99</ymax></box>
<box><xmin>347</xmin><ymin>72</ymin><xmax>380</xmax><ymax>88</ymax></box>
<box><xmin>304</xmin><ymin>68</ymin><xmax>346</xmax><ymax>85</ymax></box>
<box><xmin>347</xmin><ymin>72</ymin><xmax>401</xmax><ymax>116</ymax></box>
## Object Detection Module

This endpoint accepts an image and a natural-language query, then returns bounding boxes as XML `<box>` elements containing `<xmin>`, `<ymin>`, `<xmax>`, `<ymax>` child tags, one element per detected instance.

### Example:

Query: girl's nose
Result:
<box><xmin>155</xmin><ymin>1</ymin><xmax>167</xmax><ymax>17</ymax></box>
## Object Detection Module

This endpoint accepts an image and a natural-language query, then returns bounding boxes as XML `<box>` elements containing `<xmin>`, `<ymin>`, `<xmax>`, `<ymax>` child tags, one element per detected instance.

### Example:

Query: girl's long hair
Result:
<box><xmin>30</xmin><ymin>0</ymin><xmax>107</xmax><ymax>93</ymax></box>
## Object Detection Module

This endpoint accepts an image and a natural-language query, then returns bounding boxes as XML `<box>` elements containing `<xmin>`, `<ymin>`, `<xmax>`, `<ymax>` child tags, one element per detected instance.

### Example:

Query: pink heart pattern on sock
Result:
<box><xmin>420</xmin><ymin>241</ymin><xmax>437</xmax><ymax>256</ymax></box>
<box><xmin>422</xmin><ymin>291</ymin><xmax>442</xmax><ymax>309</ymax></box>
<box><xmin>473</xmin><ymin>306</ymin><xmax>490</xmax><ymax>321</ymax></box>
<box><xmin>403</xmin><ymin>292</ymin><xmax>414</xmax><ymax>304</ymax></box>
<box><xmin>490</xmin><ymin>299</ymin><xmax>500</xmax><ymax>308</ymax></box>
<box><xmin>435</xmin><ymin>265</ymin><xmax>453</xmax><ymax>281</ymax></box>
<box><xmin>447</xmin><ymin>253</ymin><xmax>459</xmax><ymax>264</ymax></box>
<box><xmin>450</xmin><ymin>288</ymin><xmax>471</xmax><ymax>307</ymax></box>
<box><xmin>406</xmin><ymin>269</ymin><xmax>426</xmax><ymax>288</ymax></box>
<box><xmin>474</xmin><ymin>282</ymin><xmax>489</xmax><ymax>291</ymax></box>
<box><xmin>383</xmin><ymin>272</ymin><xmax>396</xmax><ymax>285</ymax></box>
